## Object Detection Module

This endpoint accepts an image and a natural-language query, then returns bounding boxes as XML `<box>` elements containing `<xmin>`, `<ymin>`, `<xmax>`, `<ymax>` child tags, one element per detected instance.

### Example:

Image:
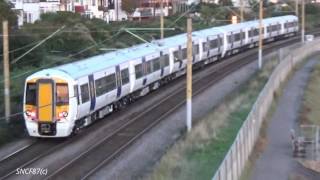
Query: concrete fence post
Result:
<box><xmin>237</xmin><ymin>139</ymin><xmax>241</xmax><ymax>179</ymax></box>
<box><xmin>245</xmin><ymin>121</ymin><xmax>250</xmax><ymax>162</ymax></box>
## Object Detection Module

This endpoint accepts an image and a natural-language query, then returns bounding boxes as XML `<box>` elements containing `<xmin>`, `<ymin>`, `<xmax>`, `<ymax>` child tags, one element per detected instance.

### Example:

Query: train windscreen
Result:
<box><xmin>56</xmin><ymin>83</ymin><xmax>69</xmax><ymax>106</ymax></box>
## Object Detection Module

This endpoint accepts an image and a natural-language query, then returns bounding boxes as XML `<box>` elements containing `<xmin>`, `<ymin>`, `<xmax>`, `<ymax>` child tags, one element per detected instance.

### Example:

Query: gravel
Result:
<box><xmin>90</xmin><ymin>58</ymin><xmax>262</xmax><ymax>180</ymax></box>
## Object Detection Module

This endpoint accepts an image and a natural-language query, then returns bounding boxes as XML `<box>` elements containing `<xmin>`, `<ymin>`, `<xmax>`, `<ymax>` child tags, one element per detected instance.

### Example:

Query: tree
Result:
<box><xmin>0</xmin><ymin>0</ymin><xmax>18</xmax><ymax>28</ymax></box>
<box><xmin>122</xmin><ymin>0</ymin><xmax>138</xmax><ymax>20</ymax></box>
<box><xmin>200</xmin><ymin>5</ymin><xmax>212</xmax><ymax>25</ymax></box>
<box><xmin>219</xmin><ymin>0</ymin><xmax>233</xmax><ymax>7</ymax></box>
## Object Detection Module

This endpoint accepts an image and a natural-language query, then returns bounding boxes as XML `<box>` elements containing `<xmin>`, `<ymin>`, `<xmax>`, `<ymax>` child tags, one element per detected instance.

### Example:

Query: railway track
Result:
<box><xmin>1</xmin><ymin>30</ymin><xmax>319</xmax><ymax>180</ymax></box>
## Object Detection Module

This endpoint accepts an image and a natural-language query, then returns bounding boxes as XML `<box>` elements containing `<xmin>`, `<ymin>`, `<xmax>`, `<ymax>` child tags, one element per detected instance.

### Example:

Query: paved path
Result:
<box><xmin>250</xmin><ymin>55</ymin><xmax>320</xmax><ymax>180</ymax></box>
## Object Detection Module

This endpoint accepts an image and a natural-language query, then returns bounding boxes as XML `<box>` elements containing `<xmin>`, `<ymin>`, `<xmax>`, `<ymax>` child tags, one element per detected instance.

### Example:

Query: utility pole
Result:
<box><xmin>116</xmin><ymin>0</ymin><xmax>119</xmax><ymax>21</ymax></box>
<box><xmin>2</xmin><ymin>20</ymin><xmax>10</xmax><ymax>123</ymax></box>
<box><xmin>160</xmin><ymin>0</ymin><xmax>164</xmax><ymax>39</ymax></box>
<box><xmin>258</xmin><ymin>0</ymin><xmax>263</xmax><ymax>69</ymax></box>
<box><xmin>186</xmin><ymin>17</ymin><xmax>192</xmax><ymax>132</ymax></box>
<box><xmin>295</xmin><ymin>0</ymin><xmax>299</xmax><ymax>17</ymax></box>
<box><xmin>301</xmin><ymin>0</ymin><xmax>305</xmax><ymax>43</ymax></box>
<box><xmin>240</xmin><ymin>0</ymin><xmax>244</xmax><ymax>22</ymax></box>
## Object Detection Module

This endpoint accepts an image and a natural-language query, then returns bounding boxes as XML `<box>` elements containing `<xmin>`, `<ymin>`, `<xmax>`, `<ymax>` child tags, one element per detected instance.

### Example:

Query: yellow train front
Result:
<box><xmin>23</xmin><ymin>70</ymin><xmax>76</xmax><ymax>137</ymax></box>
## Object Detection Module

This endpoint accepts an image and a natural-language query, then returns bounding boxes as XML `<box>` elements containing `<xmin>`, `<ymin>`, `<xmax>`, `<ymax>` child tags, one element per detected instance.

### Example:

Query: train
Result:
<box><xmin>23</xmin><ymin>15</ymin><xmax>299</xmax><ymax>137</ymax></box>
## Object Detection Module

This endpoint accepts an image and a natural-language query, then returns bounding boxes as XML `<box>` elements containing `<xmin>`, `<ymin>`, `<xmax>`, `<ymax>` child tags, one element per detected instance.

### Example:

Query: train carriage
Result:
<box><xmin>23</xmin><ymin>15</ymin><xmax>299</xmax><ymax>137</ymax></box>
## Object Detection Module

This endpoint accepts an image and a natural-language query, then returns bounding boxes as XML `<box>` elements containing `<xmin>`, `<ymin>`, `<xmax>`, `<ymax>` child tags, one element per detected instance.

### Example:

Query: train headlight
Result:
<box><xmin>58</xmin><ymin>111</ymin><xmax>68</xmax><ymax>119</ymax></box>
<box><xmin>26</xmin><ymin>110</ymin><xmax>36</xmax><ymax>120</ymax></box>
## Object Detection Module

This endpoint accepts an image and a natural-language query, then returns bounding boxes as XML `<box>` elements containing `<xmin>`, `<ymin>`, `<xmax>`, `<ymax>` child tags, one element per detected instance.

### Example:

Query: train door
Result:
<box><xmin>88</xmin><ymin>74</ymin><xmax>96</xmax><ymax>112</ymax></box>
<box><xmin>115</xmin><ymin>65</ymin><xmax>122</xmax><ymax>98</ymax></box>
<box><xmin>78</xmin><ymin>77</ymin><xmax>91</xmax><ymax>118</ymax></box>
<box><xmin>268</xmin><ymin>24</ymin><xmax>272</xmax><ymax>38</ymax></box>
<box><xmin>217</xmin><ymin>35</ymin><xmax>221</xmax><ymax>54</ymax></box>
<box><xmin>37</xmin><ymin>79</ymin><xmax>55</xmax><ymax>123</ymax></box>
<box><xmin>142</xmin><ymin>57</ymin><xmax>148</xmax><ymax>86</ymax></box>
<box><xmin>160</xmin><ymin>51</ymin><xmax>165</xmax><ymax>77</ymax></box>
<box><xmin>230</xmin><ymin>32</ymin><xmax>234</xmax><ymax>50</ymax></box>
<box><xmin>240</xmin><ymin>30</ymin><xmax>243</xmax><ymax>47</ymax></box>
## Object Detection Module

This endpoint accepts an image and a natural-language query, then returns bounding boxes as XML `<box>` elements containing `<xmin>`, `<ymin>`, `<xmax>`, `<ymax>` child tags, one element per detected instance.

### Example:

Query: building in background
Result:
<box><xmin>8</xmin><ymin>0</ymin><xmax>196</xmax><ymax>26</ymax></box>
<box><xmin>10</xmin><ymin>0</ymin><xmax>68</xmax><ymax>25</ymax></box>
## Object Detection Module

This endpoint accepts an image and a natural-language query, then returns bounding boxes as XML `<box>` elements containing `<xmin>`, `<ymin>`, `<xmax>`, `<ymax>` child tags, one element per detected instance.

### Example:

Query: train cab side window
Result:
<box><xmin>121</xmin><ymin>69</ymin><xmax>130</xmax><ymax>85</ymax></box>
<box><xmin>56</xmin><ymin>83</ymin><xmax>69</xmax><ymax>106</ymax></box>
<box><xmin>135</xmin><ymin>64</ymin><xmax>143</xmax><ymax>79</ymax></box>
<box><xmin>26</xmin><ymin>83</ymin><xmax>36</xmax><ymax>105</ymax></box>
<box><xmin>80</xmin><ymin>84</ymin><xmax>90</xmax><ymax>103</ymax></box>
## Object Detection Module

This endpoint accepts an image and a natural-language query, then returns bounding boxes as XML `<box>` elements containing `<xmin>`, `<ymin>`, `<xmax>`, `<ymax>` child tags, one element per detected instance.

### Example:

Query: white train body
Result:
<box><xmin>23</xmin><ymin>15</ymin><xmax>298</xmax><ymax>137</ymax></box>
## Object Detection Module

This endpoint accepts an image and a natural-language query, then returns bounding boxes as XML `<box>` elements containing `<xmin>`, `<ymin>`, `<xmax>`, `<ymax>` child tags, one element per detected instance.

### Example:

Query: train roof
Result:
<box><xmin>49</xmin><ymin>15</ymin><xmax>297</xmax><ymax>79</ymax></box>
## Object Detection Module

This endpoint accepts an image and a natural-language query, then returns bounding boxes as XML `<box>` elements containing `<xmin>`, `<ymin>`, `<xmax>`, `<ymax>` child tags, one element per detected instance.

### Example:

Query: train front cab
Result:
<box><xmin>24</xmin><ymin>78</ymin><xmax>73</xmax><ymax>137</ymax></box>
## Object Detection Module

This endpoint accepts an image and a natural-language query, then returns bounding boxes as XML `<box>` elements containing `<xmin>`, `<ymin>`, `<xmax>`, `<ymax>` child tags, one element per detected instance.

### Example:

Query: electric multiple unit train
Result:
<box><xmin>23</xmin><ymin>15</ymin><xmax>299</xmax><ymax>137</ymax></box>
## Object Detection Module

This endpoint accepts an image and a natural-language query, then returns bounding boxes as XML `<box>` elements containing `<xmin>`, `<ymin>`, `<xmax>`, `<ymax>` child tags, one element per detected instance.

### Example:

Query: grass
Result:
<box><xmin>301</xmin><ymin>61</ymin><xmax>320</xmax><ymax>126</ymax></box>
<box><xmin>146</xmin><ymin>57</ymin><xmax>279</xmax><ymax>180</ymax></box>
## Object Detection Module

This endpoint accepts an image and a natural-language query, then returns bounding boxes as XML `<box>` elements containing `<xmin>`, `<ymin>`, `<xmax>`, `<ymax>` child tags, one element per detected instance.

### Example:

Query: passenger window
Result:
<box><xmin>135</xmin><ymin>64</ymin><xmax>143</xmax><ymax>79</ymax></box>
<box><xmin>202</xmin><ymin>42</ymin><xmax>208</xmax><ymax>52</ymax></box>
<box><xmin>241</xmin><ymin>32</ymin><xmax>245</xmax><ymax>39</ymax></box>
<box><xmin>160</xmin><ymin>54</ymin><xmax>169</xmax><ymax>68</ymax></box>
<box><xmin>121</xmin><ymin>69</ymin><xmax>130</xmax><ymax>85</ymax></box>
<box><xmin>249</xmin><ymin>29</ymin><xmax>254</xmax><ymax>37</ymax></box>
<box><xmin>181</xmin><ymin>48</ymin><xmax>187</xmax><ymax>59</ymax></box>
<box><xmin>234</xmin><ymin>33</ymin><xmax>241</xmax><ymax>41</ymax></box>
<box><xmin>193</xmin><ymin>44</ymin><xmax>199</xmax><ymax>54</ymax></box>
<box><xmin>227</xmin><ymin>35</ymin><xmax>232</xmax><ymax>43</ymax></box>
<box><xmin>145</xmin><ymin>60</ymin><xmax>153</xmax><ymax>74</ymax></box>
<box><xmin>219</xmin><ymin>37</ymin><xmax>223</xmax><ymax>45</ymax></box>
<box><xmin>80</xmin><ymin>84</ymin><xmax>90</xmax><ymax>103</ymax></box>
<box><xmin>152</xmin><ymin>58</ymin><xmax>161</xmax><ymax>71</ymax></box>
<box><xmin>173</xmin><ymin>51</ymin><xmax>180</xmax><ymax>62</ymax></box>
<box><xmin>105</xmin><ymin>74</ymin><xmax>116</xmax><ymax>92</ymax></box>
<box><xmin>95</xmin><ymin>76</ymin><xmax>108</xmax><ymax>96</ymax></box>
<box><xmin>210</xmin><ymin>39</ymin><xmax>218</xmax><ymax>49</ymax></box>
<box><xmin>267</xmin><ymin>26</ymin><xmax>272</xmax><ymax>33</ymax></box>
